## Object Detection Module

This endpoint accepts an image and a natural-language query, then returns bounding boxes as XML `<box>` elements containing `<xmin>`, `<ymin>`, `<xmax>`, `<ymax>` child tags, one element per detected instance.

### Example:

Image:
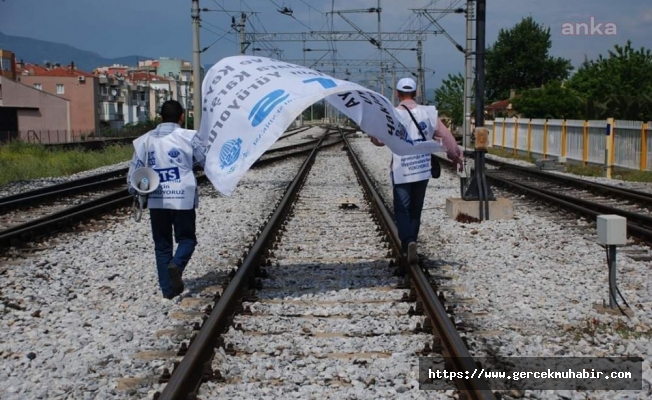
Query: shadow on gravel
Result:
<box><xmin>182</xmin><ymin>268</ymin><xmax>232</xmax><ymax>296</ymax></box>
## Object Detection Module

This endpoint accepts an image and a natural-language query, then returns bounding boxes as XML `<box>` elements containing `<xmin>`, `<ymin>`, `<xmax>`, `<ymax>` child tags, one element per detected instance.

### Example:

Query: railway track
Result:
<box><xmin>0</xmin><ymin>125</ymin><xmax>316</xmax><ymax>214</ymax></box>
<box><xmin>0</xmin><ymin>126</ymin><xmax>348</xmax><ymax>250</ymax></box>
<box><xmin>149</xmin><ymin>131</ymin><xmax>494</xmax><ymax>399</ymax></box>
<box><xmin>435</xmin><ymin>153</ymin><xmax>652</xmax><ymax>244</ymax></box>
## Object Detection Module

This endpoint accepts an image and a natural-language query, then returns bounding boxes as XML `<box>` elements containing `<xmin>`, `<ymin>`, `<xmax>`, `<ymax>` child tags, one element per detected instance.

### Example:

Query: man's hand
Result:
<box><xmin>452</xmin><ymin>156</ymin><xmax>464</xmax><ymax>173</ymax></box>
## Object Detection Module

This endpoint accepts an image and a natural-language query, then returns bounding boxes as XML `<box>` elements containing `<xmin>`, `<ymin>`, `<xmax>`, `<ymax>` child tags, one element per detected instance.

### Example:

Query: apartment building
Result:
<box><xmin>0</xmin><ymin>49</ymin><xmax>17</xmax><ymax>80</ymax></box>
<box><xmin>95</xmin><ymin>64</ymin><xmax>191</xmax><ymax>127</ymax></box>
<box><xmin>137</xmin><ymin>57</ymin><xmax>198</xmax><ymax>115</ymax></box>
<box><xmin>132</xmin><ymin>72</ymin><xmax>174</xmax><ymax>118</ymax></box>
<box><xmin>19</xmin><ymin>61</ymin><xmax>100</xmax><ymax>139</ymax></box>
<box><xmin>0</xmin><ymin>50</ymin><xmax>71</xmax><ymax>143</ymax></box>
<box><xmin>1</xmin><ymin>51</ymin><xmax>203</xmax><ymax>141</ymax></box>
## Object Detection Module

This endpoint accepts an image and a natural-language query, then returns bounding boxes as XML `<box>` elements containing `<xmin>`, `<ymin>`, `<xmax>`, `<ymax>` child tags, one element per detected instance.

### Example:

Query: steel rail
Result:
<box><xmin>0</xmin><ymin>190</ymin><xmax>132</xmax><ymax>248</ymax></box>
<box><xmin>0</xmin><ymin>177</ymin><xmax>127</xmax><ymax>213</ymax></box>
<box><xmin>155</xmin><ymin>130</ymin><xmax>329</xmax><ymax>400</ymax></box>
<box><xmin>263</xmin><ymin>129</ymin><xmax>343</xmax><ymax>155</ymax></box>
<box><xmin>275</xmin><ymin>125</ymin><xmax>312</xmax><ymax>140</ymax></box>
<box><xmin>0</xmin><ymin>168</ymin><xmax>129</xmax><ymax>208</ymax></box>
<box><xmin>344</xmin><ymin>137</ymin><xmax>495</xmax><ymax>400</ymax></box>
<box><xmin>486</xmin><ymin>173</ymin><xmax>652</xmax><ymax>242</ymax></box>
<box><xmin>436</xmin><ymin>153</ymin><xmax>652</xmax><ymax>242</ymax></box>
<box><xmin>0</xmin><ymin>127</ymin><xmax>322</xmax><ymax>211</ymax></box>
<box><xmin>254</xmin><ymin>137</ymin><xmax>344</xmax><ymax>167</ymax></box>
<box><xmin>0</xmin><ymin>137</ymin><xmax>342</xmax><ymax>249</ymax></box>
<box><xmin>489</xmin><ymin>160</ymin><xmax>652</xmax><ymax>206</ymax></box>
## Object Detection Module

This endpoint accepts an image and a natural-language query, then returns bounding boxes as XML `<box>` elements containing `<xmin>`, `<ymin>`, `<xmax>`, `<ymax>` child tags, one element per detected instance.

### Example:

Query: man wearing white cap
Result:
<box><xmin>370</xmin><ymin>77</ymin><xmax>463</xmax><ymax>264</ymax></box>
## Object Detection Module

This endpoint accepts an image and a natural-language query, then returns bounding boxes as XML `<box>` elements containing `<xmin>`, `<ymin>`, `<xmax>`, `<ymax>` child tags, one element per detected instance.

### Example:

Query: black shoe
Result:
<box><xmin>407</xmin><ymin>242</ymin><xmax>418</xmax><ymax>265</ymax></box>
<box><xmin>168</xmin><ymin>264</ymin><xmax>185</xmax><ymax>295</ymax></box>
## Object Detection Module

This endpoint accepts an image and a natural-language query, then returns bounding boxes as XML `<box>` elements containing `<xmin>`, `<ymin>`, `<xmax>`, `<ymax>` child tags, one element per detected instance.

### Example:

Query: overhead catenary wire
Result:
<box><xmin>203</xmin><ymin>1</ymin><xmax>453</xmax><ymax>87</ymax></box>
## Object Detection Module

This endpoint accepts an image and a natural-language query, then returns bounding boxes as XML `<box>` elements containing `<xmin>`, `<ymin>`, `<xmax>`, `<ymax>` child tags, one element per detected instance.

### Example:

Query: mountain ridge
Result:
<box><xmin>0</xmin><ymin>31</ymin><xmax>150</xmax><ymax>73</ymax></box>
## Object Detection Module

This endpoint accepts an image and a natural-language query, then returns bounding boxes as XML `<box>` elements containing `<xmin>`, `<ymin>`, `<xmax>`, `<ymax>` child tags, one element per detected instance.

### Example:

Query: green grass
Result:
<box><xmin>487</xmin><ymin>147</ymin><xmax>537</xmax><ymax>164</ymax></box>
<box><xmin>565</xmin><ymin>164</ymin><xmax>652</xmax><ymax>183</ymax></box>
<box><xmin>488</xmin><ymin>147</ymin><xmax>652</xmax><ymax>182</ymax></box>
<box><xmin>0</xmin><ymin>142</ymin><xmax>133</xmax><ymax>186</ymax></box>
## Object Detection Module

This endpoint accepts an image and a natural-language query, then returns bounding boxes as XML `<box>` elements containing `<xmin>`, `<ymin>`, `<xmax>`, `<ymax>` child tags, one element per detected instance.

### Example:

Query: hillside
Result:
<box><xmin>0</xmin><ymin>31</ymin><xmax>149</xmax><ymax>73</ymax></box>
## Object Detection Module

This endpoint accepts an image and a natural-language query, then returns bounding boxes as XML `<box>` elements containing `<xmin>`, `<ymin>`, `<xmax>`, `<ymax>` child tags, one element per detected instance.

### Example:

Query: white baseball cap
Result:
<box><xmin>396</xmin><ymin>77</ymin><xmax>416</xmax><ymax>92</ymax></box>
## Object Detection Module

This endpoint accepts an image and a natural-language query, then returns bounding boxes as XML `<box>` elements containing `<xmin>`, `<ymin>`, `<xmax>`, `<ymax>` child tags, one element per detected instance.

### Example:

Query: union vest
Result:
<box><xmin>133</xmin><ymin>128</ymin><xmax>198</xmax><ymax>210</ymax></box>
<box><xmin>391</xmin><ymin>105</ymin><xmax>439</xmax><ymax>184</ymax></box>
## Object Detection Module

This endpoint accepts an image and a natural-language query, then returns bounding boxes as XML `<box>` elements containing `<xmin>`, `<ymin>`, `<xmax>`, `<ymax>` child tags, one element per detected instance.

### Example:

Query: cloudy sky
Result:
<box><xmin>0</xmin><ymin>0</ymin><xmax>648</xmax><ymax>92</ymax></box>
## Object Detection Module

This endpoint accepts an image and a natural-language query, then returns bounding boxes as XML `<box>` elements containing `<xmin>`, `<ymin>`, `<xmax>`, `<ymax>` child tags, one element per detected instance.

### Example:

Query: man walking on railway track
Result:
<box><xmin>127</xmin><ymin>100</ymin><xmax>206</xmax><ymax>299</ymax></box>
<box><xmin>370</xmin><ymin>77</ymin><xmax>463</xmax><ymax>264</ymax></box>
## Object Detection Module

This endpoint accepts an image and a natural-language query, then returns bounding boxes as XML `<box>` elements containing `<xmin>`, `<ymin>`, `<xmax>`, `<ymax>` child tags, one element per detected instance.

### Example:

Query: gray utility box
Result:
<box><xmin>597</xmin><ymin>215</ymin><xmax>627</xmax><ymax>245</ymax></box>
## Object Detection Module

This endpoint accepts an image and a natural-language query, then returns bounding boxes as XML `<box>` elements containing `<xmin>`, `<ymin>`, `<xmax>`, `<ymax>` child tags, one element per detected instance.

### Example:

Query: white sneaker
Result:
<box><xmin>407</xmin><ymin>242</ymin><xmax>418</xmax><ymax>265</ymax></box>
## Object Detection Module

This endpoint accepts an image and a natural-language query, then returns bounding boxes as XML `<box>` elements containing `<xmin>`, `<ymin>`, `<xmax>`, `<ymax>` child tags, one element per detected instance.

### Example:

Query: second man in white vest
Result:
<box><xmin>371</xmin><ymin>77</ymin><xmax>463</xmax><ymax>264</ymax></box>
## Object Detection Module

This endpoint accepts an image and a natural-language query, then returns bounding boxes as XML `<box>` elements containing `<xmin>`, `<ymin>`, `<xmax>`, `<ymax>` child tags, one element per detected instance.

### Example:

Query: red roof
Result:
<box><xmin>131</xmin><ymin>72</ymin><xmax>169</xmax><ymax>82</ymax></box>
<box><xmin>485</xmin><ymin>96</ymin><xmax>520</xmax><ymax>111</ymax></box>
<box><xmin>485</xmin><ymin>99</ymin><xmax>511</xmax><ymax>111</ymax></box>
<box><xmin>40</xmin><ymin>66</ymin><xmax>94</xmax><ymax>78</ymax></box>
<box><xmin>16</xmin><ymin>63</ymin><xmax>49</xmax><ymax>75</ymax></box>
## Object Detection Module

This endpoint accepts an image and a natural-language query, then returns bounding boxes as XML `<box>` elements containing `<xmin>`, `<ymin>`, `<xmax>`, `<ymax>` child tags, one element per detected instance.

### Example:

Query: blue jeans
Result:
<box><xmin>392</xmin><ymin>178</ymin><xmax>429</xmax><ymax>254</ymax></box>
<box><xmin>150</xmin><ymin>208</ymin><xmax>197</xmax><ymax>297</ymax></box>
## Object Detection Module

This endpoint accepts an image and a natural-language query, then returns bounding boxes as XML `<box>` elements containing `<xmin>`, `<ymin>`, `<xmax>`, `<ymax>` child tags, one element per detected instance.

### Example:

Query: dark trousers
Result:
<box><xmin>150</xmin><ymin>208</ymin><xmax>197</xmax><ymax>297</ymax></box>
<box><xmin>392</xmin><ymin>179</ymin><xmax>429</xmax><ymax>254</ymax></box>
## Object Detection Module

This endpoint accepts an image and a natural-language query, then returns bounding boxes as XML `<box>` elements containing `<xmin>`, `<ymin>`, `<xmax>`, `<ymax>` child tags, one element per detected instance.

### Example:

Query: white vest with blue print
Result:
<box><xmin>391</xmin><ymin>105</ymin><xmax>438</xmax><ymax>184</ymax></box>
<box><xmin>133</xmin><ymin>128</ymin><xmax>198</xmax><ymax>210</ymax></box>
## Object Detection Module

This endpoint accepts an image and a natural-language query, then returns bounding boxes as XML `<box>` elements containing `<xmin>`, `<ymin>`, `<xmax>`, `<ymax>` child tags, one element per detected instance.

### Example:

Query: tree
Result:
<box><xmin>567</xmin><ymin>41</ymin><xmax>652</xmax><ymax>120</ymax></box>
<box><xmin>485</xmin><ymin>17</ymin><xmax>573</xmax><ymax>102</ymax></box>
<box><xmin>434</xmin><ymin>73</ymin><xmax>474</xmax><ymax>129</ymax></box>
<box><xmin>511</xmin><ymin>81</ymin><xmax>583</xmax><ymax>119</ymax></box>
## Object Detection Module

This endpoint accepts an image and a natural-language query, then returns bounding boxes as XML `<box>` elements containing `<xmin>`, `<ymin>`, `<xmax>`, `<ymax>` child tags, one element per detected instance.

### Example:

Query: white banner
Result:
<box><xmin>198</xmin><ymin>55</ymin><xmax>443</xmax><ymax>196</ymax></box>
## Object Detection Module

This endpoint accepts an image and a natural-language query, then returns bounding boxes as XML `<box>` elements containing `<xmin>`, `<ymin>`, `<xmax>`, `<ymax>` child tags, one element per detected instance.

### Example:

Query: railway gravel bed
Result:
<box><xmin>196</xmin><ymin>144</ymin><xmax>450</xmax><ymax>400</ymax></box>
<box><xmin>351</xmin><ymin>138</ymin><xmax>652</xmax><ymax>399</ymax></box>
<box><xmin>0</xmin><ymin>155</ymin><xmax>305</xmax><ymax>399</ymax></box>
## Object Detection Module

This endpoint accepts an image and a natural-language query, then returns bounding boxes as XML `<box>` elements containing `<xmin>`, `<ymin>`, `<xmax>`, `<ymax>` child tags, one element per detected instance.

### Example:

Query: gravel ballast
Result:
<box><xmin>1</xmin><ymin>131</ymin><xmax>650</xmax><ymax>399</ymax></box>
<box><xmin>0</xmin><ymin>146</ymin><xmax>307</xmax><ymax>399</ymax></box>
<box><xmin>350</xmin><ymin>137</ymin><xmax>652</xmax><ymax>399</ymax></box>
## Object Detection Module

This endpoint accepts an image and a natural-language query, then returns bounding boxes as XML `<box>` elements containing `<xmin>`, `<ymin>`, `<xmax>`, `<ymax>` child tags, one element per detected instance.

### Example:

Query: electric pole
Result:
<box><xmin>463</xmin><ymin>0</ymin><xmax>475</xmax><ymax>152</ymax></box>
<box><xmin>462</xmin><ymin>0</ymin><xmax>494</xmax><ymax>219</ymax></box>
<box><xmin>191</xmin><ymin>0</ymin><xmax>201</xmax><ymax>129</ymax></box>
<box><xmin>239</xmin><ymin>13</ymin><xmax>247</xmax><ymax>54</ymax></box>
<box><xmin>391</xmin><ymin>65</ymin><xmax>396</xmax><ymax>105</ymax></box>
<box><xmin>416</xmin><ymin>40</ymin><xmax>424</xmax><ymax>104</ymax></box>
<box><xmin>377</xmin><ymin>0</ymin><xmax>384</xmax><ymax>97</ymax></box>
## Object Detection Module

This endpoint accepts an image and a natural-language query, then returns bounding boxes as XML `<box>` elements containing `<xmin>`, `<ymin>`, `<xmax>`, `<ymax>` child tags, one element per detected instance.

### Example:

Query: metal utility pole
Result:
<box><xmin>191</xmin><ymin>0</ymin><xmax>201</xmax><ymax>129</ymax></box>
<box><xmin>416</xmin><ymin>40</ymin><xmax>424</xmax><ymax>104</ymax></box>
<box><xmin>239</xmin><ymin>13</ymin><xmax>247</xmax><ymax>54</ymax></box>
<box><xmin>185</xmin><ymin>78</ymin><xmax>190</xmax><ymax>129</ymax></box>
<box><xmin>391</xmin><ymin>66</ymin><xmax>397</xmax><ymax>105</ymax></box>
<box><xmin>462</xmin><ymin>0</ymin><xmax>494</xmax><ymax>219</ymax></box>
<box><xmin>463</xmin><ymin>1</ymin><xmax>475</xmax><ymax>161</ymax></box>
<box><xmin>377</xmin><ymin>0</ymin><xmax>384</xmax><ymax>96</ymax></box>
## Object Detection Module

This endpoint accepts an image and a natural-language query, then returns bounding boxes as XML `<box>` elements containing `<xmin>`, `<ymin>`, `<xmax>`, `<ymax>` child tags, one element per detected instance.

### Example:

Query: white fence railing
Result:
<box><xmin>486</xmin><ymin>118</ymin><xmax>651</xmax><ymax>173</ymax></box>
